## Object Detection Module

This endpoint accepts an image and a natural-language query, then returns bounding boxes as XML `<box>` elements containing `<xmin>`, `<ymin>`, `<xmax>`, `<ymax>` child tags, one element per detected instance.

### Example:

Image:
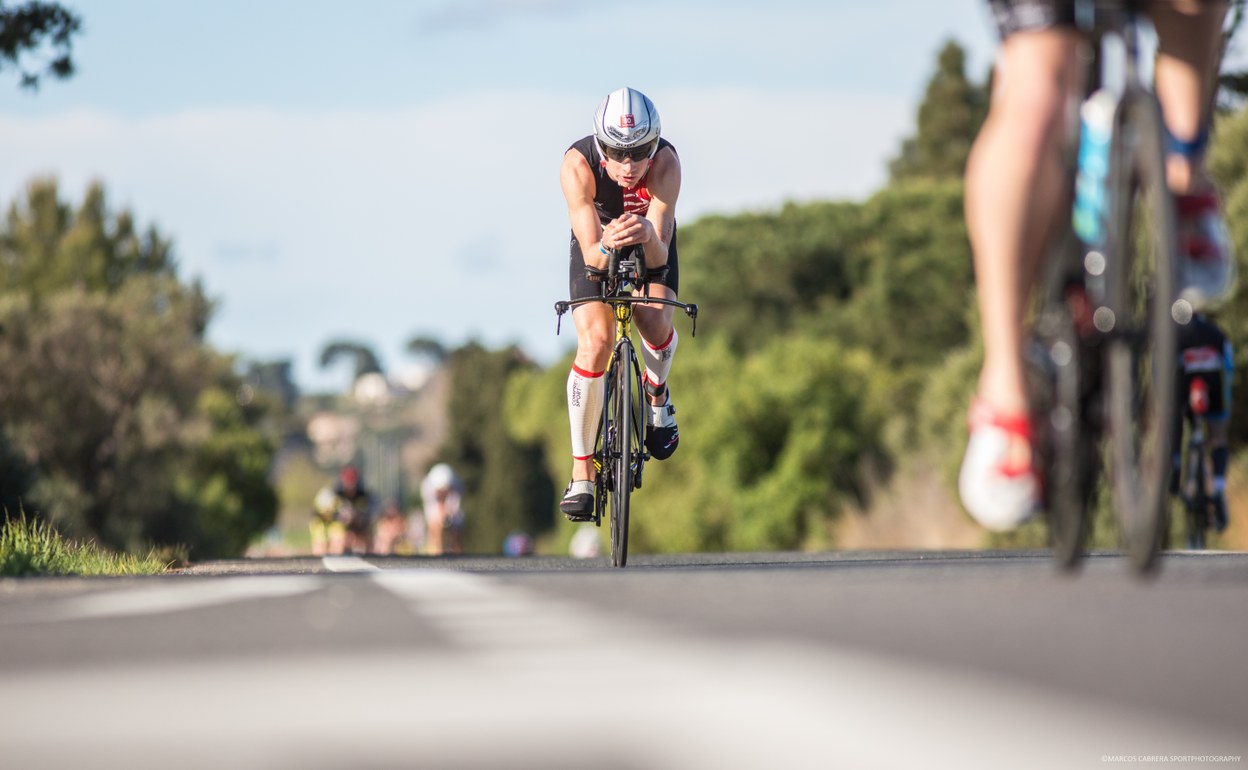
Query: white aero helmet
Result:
<box><xmin>593</xmin><ymin>87</ymin><xmax>661</xmax><ymax>160</ymax></box>
<box><xmin>313</xmin><ymin>486</ymin><xmax>338</xmax><ymax>516</ymax></box>
<box><xmin>426</xmin><ymin>462</ymin><xmax>456</xmax><ymax>490</ymax></box>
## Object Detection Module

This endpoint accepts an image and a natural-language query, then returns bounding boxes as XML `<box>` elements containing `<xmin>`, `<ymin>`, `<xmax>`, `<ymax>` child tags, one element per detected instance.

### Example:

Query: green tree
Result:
<box><xmin>436</xmin><ymin>342</ymin><xmax>554</xmax><ymax>552</ymax></box>
<box><xmin>833</xmin><ymin>178</ymin><xmax>975</xmax><ymax>371</ymax></box>
<box><xmin>0</xmin><ymin>431</ymin><xmax>34</xmax><ymax>518</ymax></box>
<box><xmin>0</xmin><ymin>1</ymin><xmax>80</xmax><ymax>89</ymax></box>
<box><xmin>505</xmin><ymin>333</ymin><xmax>886</xmax><ymax>555</ymax></box>
<box><xmin>2</xmin><ymin>179</ymin><xmax>180</xmax><ymax>301</ymax></box>
<box><xmin>889</xmin><ymin>40</ymin><xmax>988</xmax><ymax>182</ymax></box>
<box><xmin>406</xmin><ymin>334</ymin><xmax>448</xmax><ymax>365</ymax></box>
<box><xmin>677</xmin><ymin>200</ymin><xmax>863</xmax><ymax>353</ymax></box>
<box><xmin>243</xmin><ymin>359</ymin><xmax>299</xmax><ymax>413</ymax></box>
<box><xmin>169</xmin><ymin>387</ymin><xmax>279</xmax><ymax>557</ymax></box>
<box><xmin>320</xmin><ymin>340</ymin><xmax>383</xmax><ymax>383</ymax></box>
<box><xmin>0</xmin><ymin>179</ymin><xmax>277</xmax><ymax>558</ymax></box>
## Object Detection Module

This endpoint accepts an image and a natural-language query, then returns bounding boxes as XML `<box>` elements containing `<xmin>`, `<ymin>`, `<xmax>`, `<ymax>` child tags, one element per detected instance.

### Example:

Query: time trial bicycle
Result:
<box><xmin>1029</xmin><ymin>0</ymin><xmax>1185</xmax><ymax>574</ymax></box>
<box><xmin>555</xmin><ymin>249</ymin><xmax>698</xmax><ymax>567</ymax></box>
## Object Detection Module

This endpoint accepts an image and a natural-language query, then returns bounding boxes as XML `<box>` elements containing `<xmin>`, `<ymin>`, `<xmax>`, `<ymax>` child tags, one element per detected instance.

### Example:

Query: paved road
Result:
<box><xmin>1</xmin><ymin>550</ymin><xmax>1246</xmax><ymax>769</ymax></box>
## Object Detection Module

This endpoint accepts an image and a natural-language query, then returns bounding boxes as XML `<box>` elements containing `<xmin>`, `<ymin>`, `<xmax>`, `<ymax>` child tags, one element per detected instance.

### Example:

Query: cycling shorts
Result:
<box><xmin>988</xmin><ymin>0</ymin><xmax>1077</xmax><ymax>37</ymax></box>
<box><xmin>310</xmin><ymin>517</ymin><xmax>346</xmax><ymax>542</ymax></box>
<box><xmin>988</xmin><ymin>0</ymin><xmax>1236</xmax><ymax>38</ymax></box>
<box><xmin>344</xmin><ymin>512</ymin><xmax>372</xmax><ymax>536</ymax></box>
<box><xmin>568</xmin><ymin>231</ymin><xmax>679</xmax><ymax>302</ymax></box>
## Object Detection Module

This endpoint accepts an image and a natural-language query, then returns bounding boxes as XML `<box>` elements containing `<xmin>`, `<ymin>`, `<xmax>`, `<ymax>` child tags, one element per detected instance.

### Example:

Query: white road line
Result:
<box><xmin>320</xmin><ymin>555</ymin><xmax>379</xmax><ymax>573</ymax></box>
<box><xmin>0</xmin><ymin>576</ymin><xmax>322</xmax><ymax>624</ymax></box>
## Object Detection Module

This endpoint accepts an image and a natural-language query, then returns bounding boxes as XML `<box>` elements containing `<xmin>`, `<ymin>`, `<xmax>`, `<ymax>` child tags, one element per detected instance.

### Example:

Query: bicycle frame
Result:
<box><xmin>600</xmin><ymin>301</ymin><xmax>645</xmax><ymax>508</ymax></box>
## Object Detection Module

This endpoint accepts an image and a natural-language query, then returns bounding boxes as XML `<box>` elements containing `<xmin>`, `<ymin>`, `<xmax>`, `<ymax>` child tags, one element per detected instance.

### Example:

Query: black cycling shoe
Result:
<box><xmin>646</xmin><ymin>402</ymin><xmax>679</xmax><ymax>461</ymax></box>
<box><xmin>560</xmin><ymin>480</ymin><xmax>595</xmax><ymax>522</ymax></box>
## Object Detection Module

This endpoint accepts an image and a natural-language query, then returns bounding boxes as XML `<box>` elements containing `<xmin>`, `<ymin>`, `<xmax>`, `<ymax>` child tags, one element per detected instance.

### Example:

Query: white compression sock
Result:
<box><xmin>641</xmin><ymin>327</ymin><xmax>678</xmax><ymax>398</ymax></box>
<box><xmin>567</xmin><ymin>364</ymin><xmax>604</xmax><ymax>460</ymax></box>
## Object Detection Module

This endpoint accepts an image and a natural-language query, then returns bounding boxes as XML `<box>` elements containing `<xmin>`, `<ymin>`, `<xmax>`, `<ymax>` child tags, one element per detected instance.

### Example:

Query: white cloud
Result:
<box><xmin>0</xmin><ymin>86</ymin><xmax>910</xmax><ymax>392</ymax></box>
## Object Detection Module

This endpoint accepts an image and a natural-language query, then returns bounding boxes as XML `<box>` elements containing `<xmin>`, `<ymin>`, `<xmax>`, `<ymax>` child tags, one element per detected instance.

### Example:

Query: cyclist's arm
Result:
<box><xmin>560</xmin><ymin>149</ymin><xmax>609</xmax><ymax>271</ymax></box>
<box><xmin>639</xmin><ymin>146</ymin><xmax>681</xmax><ymax>271</ymax></box>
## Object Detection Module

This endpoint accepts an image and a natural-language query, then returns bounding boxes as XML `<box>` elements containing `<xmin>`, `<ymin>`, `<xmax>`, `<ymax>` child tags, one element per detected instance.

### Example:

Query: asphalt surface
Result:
<box><xmin>1</xmin><ymin>549</ymin><xmax>1246</xmax><ymax>769</ymax></box>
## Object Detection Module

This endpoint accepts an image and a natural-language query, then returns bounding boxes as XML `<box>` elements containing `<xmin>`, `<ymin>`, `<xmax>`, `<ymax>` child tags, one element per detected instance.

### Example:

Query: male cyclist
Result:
<box><xmin>959</xmin><ymin>0</ymin><xmax>1235</xmax><ymax>530</ymax></box>
<box><xmin>558</xmin><ymin>86</ymin><xmax>682</xmax><ymax>519</ymax></box>
<box><xmin>420</xmin><ymin>462</ymin><xmax>465</xmax><ymax>555</ymax></box>
<box><xmin>1171</xmin><ymin>311</ymin><xmax>1234</xmax><ymax>532</ymax></box>
<box><xmin>334</xmin><ymin>464</ymin><xmax>374</xmax><ymax>554</ymax></box>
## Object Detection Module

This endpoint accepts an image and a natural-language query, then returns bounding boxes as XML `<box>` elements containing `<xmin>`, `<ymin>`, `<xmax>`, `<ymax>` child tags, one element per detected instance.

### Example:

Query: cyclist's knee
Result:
<box><xmin>636</xmin><ymin>316</ymin><xmax>673</xmax><ymax>347</ymax></box>
<box><xmin>992</xmin><ymin>36</ymin><xmax>1079</xmax><ymax>142</ymax></box>
<box><xmin>634</xmin><ymin>301</ymin><xmax>674</xmax><ymax>338</ymax></box>
<box><xmin>992</xmin><ymin>88</ymin><xmax>1069</xmax><ymax>154</ymax></box>
<box><xmin>575</xmin><ymin>329</ymin><xmax>613</xmax><ymax>368</ymax></box>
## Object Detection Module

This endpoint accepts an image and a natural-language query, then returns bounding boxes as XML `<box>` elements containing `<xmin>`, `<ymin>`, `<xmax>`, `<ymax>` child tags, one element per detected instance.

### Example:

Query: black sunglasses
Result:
<box><xmin>599</xmin><ymin>139</ymin><xmax>656</xmax><ymax>163</ymax></box>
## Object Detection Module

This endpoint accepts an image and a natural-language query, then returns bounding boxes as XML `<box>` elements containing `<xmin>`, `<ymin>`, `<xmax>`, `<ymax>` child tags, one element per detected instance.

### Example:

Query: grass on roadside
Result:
<box><xmin>0</xmin><ymin>515</ymin><xmax>171</xmax><ymax>577</ymax></box>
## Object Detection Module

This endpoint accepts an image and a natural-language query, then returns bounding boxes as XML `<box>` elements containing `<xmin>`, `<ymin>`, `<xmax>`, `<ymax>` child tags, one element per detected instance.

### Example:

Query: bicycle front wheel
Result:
<box><xmin>609</xmin><ymin>341</ymin><xmax>634</xmax><ymax>568</ymax></box>
<box><xmin>1104</xmin><ymin>92</ymin><xmax>1178</xmax><ymax>574</ymax></box>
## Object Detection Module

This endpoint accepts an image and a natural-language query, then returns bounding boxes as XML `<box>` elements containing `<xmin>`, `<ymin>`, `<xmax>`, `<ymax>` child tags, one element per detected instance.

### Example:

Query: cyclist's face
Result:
<box><xmin>600</xmin><ymin>141</ymin><xmax>655</xmax><ymax>186</ymax></box>
<box><xmin>604</xmin><ymin>154</ymin><xmax>650</xmax><ymax>187</ymax></box>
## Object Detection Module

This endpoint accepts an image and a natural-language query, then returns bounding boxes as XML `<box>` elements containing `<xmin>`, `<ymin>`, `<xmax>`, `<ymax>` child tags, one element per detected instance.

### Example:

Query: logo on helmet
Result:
<box><xmin>620</xmin><ymin>114</ymin><xmax>635</xmax><ymax>128</ymax></box>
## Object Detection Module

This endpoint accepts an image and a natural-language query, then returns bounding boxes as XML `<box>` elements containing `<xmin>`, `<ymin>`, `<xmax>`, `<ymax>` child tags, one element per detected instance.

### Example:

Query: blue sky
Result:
<box><xmin>0</xmin><ymin>0</ymin><xmax>999</xmax><ymax>392</ymax></box>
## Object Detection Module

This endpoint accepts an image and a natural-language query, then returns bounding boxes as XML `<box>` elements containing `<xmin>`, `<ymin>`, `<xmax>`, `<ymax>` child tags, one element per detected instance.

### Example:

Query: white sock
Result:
<box><xmin>567</xmin><ymin>364</ymin><xmax>604</xmax><ymax>460</ymax></box>
<box><xmin>565</xmin><ymin>479</ymin><xmax>594</xmax><ymax>497</ymax></box>
<box><xmin>641</xmin><ymin>327</ymin><xmax>678</xmax><ymax>398</ymax></box>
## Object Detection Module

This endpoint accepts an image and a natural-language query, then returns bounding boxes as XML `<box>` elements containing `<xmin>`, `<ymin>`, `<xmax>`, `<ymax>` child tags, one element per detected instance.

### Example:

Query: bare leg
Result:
<box><xmin>960</xmin><ymin>29</ymin><xmax>1080</xmax><ymax>528</ymax></box>
<box><xmin>1153</xmin><ymin>0</ymin><xmax>1229</xmax><ymax>193</ymax></box>
<box><xmin>965</xmin><ymin>29</ymin><xmax>1080</xmax><ymax>422</ymax></box>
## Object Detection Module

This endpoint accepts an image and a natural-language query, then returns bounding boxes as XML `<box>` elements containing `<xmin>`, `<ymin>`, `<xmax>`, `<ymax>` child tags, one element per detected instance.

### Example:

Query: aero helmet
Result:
<box><xmin>427</xmin><ymin>462</ymin><xmax>456</xmax><ymax>490</ymax></box>
<box><xmin>593</xmin><ymin>87</ymin><xmax>661</xmax><ymax>159</ymax></box>
<box><xmin>313</xmin><ymin>487</ymin><xmax>339</xmax><ymax>516</ymax></box>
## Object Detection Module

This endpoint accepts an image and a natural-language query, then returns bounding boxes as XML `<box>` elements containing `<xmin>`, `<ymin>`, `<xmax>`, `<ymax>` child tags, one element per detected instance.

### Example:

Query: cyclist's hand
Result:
<box><xmin>607</xmin><ymin>213</ymin><xmax>650</xmax><ymax>248</ymax></box>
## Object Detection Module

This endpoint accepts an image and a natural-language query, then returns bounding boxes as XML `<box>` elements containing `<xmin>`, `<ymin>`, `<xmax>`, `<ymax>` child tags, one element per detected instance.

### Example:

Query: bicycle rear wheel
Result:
<box><xmin>609</xmin><ymin>340</ymin><xmax>634</xmax><ymax>568</ymax></box>
<box><xmin>1104</xmin><ymin>93</ymin><xmax>1177</xmax><ymax>574</ymax></box>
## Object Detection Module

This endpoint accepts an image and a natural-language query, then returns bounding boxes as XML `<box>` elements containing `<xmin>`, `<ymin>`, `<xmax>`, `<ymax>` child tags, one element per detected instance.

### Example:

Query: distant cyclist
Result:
<box><xmin>309</xmin><ymin>486</ymin><xmax>346</xmax><ymax>556</ymax></box>
<box><xmin>558</xmin><ymin>86</ymin><xmax>683</xmax><ymax>519</ymax></box>
<box><xmin>959</xmin><ymin>0</ymin><xmax>1235</xmax><ymax>530</ymax></box>
<box><xmin>420</xmin><ymin>462</ymin><xmax>464</xmax><ymax>555</ymax></box>
<box><xmin>334</xmin><ymin>465</ymin><xmax>373</xmax><ymax>554</ymax></box>
<box><xmin>1171</xmin><ymin>312</ymin><xmax>1234</xmax><ymax>532</ymax></box>
<box><xmin>373</xmin><ymin>498</ymin><xmax>409</xmax><ymax>555</ymax></box>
